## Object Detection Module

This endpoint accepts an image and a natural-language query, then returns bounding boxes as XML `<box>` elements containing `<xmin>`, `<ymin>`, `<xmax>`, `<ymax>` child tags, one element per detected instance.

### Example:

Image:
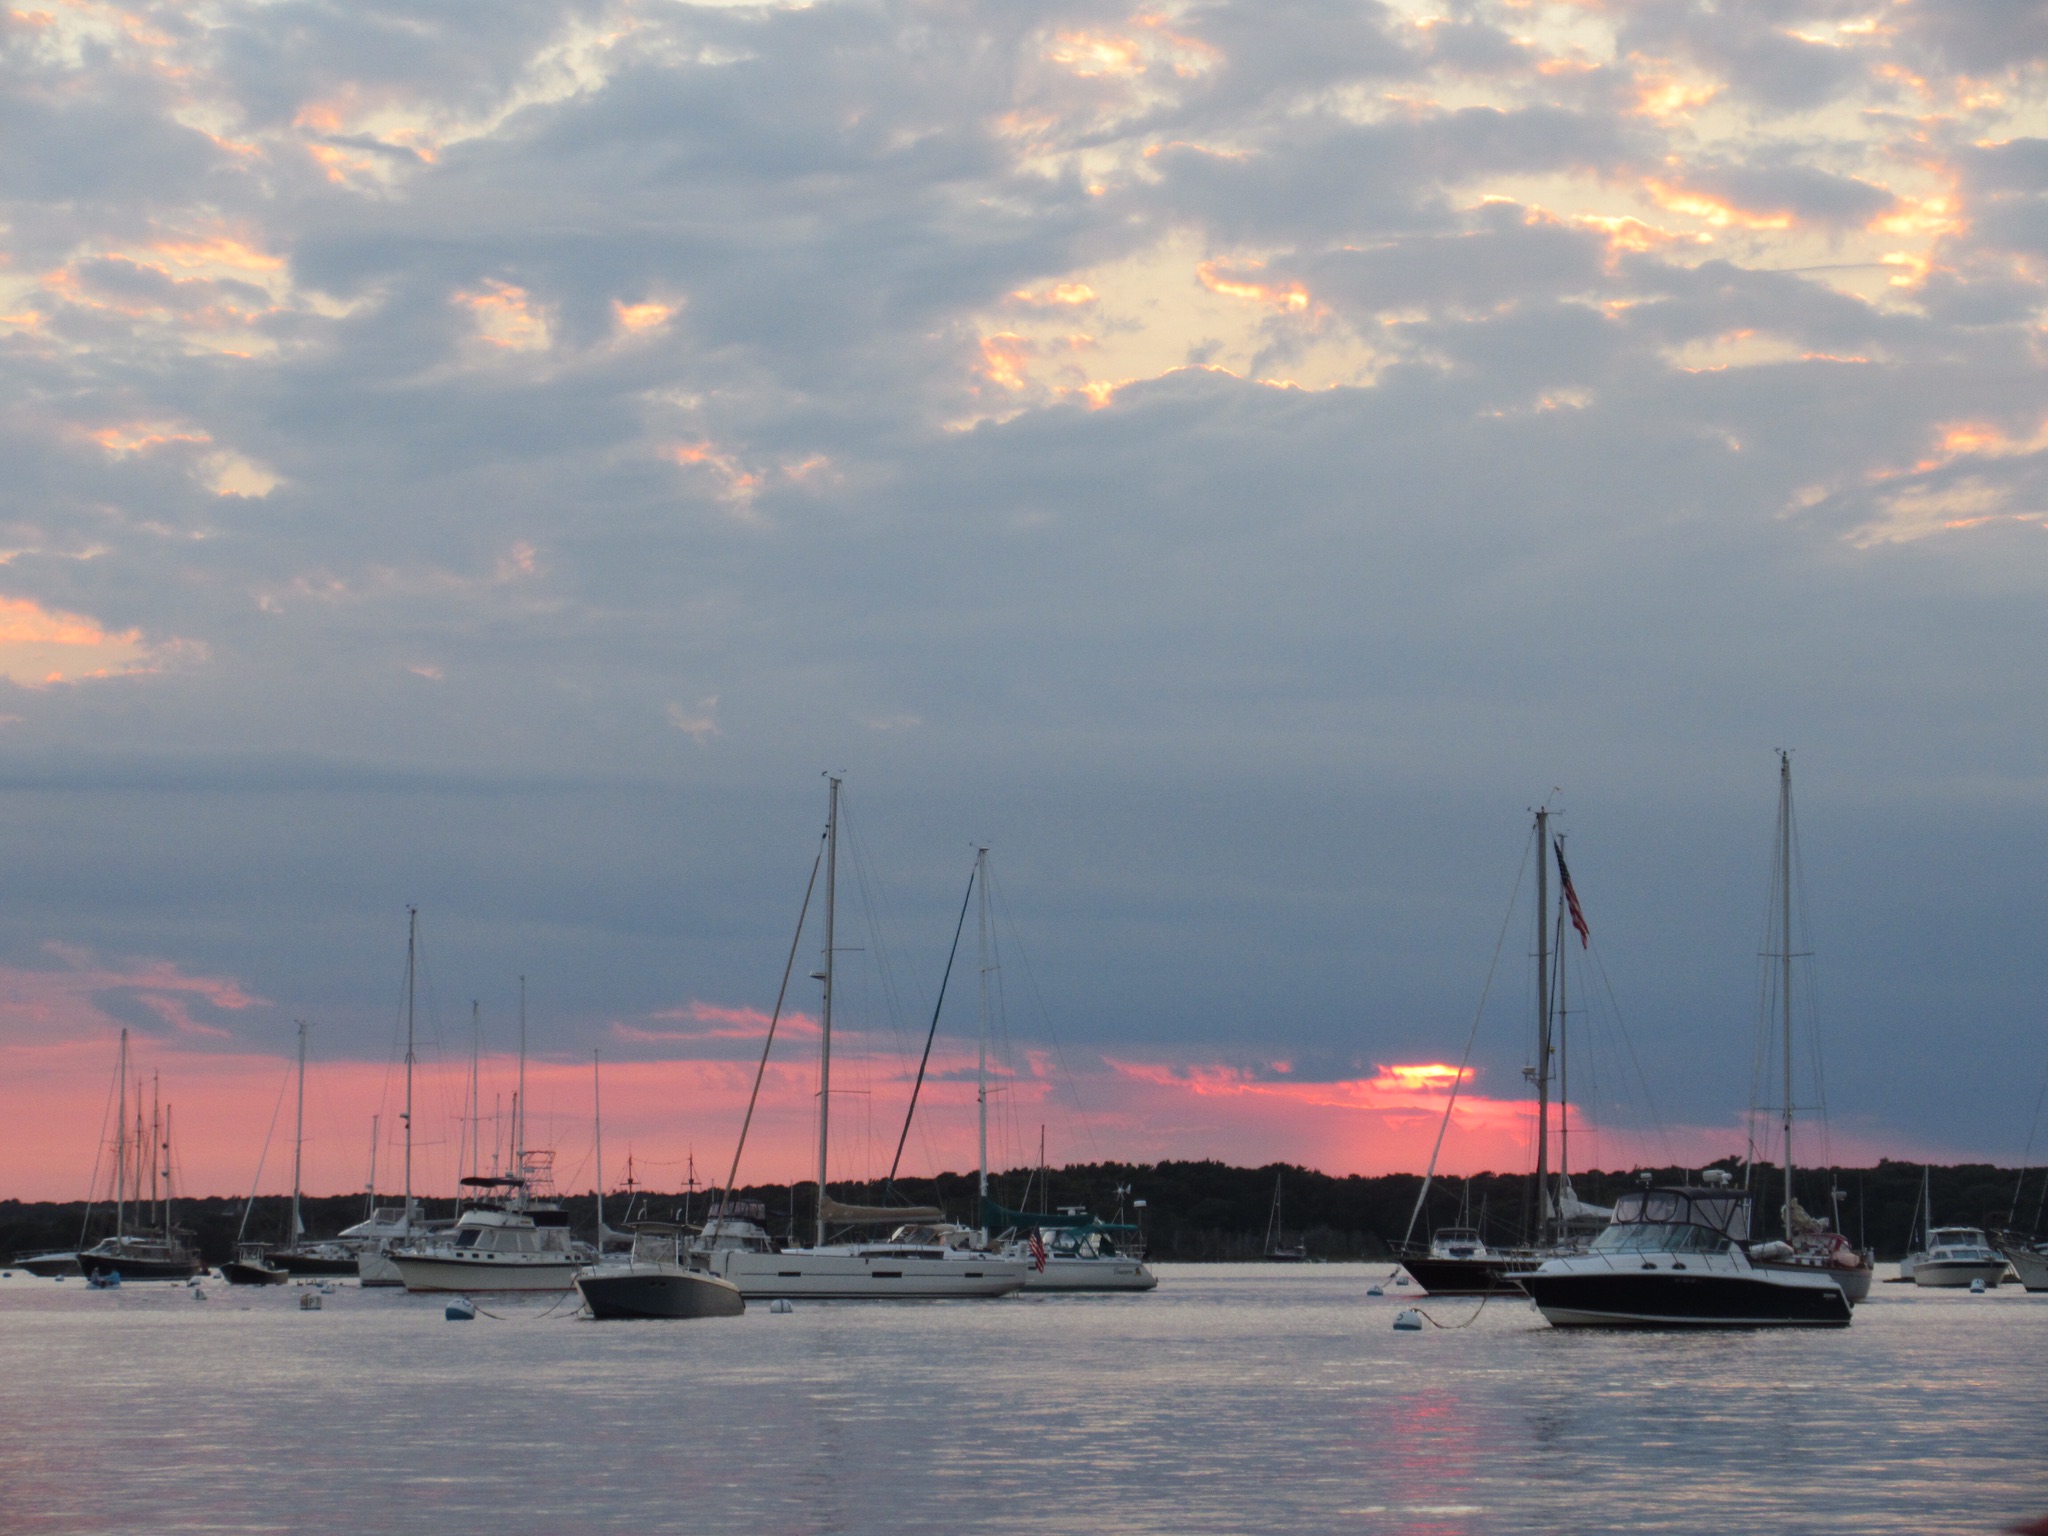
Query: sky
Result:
<box><xmin>4</xmin><ymin>0</ymin><xmax>2048</xmax><ymax>1204</ymax></box>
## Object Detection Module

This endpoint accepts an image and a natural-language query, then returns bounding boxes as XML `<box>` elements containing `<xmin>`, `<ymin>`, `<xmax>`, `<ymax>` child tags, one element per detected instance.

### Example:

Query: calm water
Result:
<box><xmin>1</xmin><ymin>1264</ymin><xmax>2043</xmax><ymax>1535</ymax></box>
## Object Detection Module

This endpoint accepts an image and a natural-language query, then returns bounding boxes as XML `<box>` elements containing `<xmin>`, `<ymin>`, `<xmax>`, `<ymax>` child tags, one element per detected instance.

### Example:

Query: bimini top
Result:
<box><xmin>980</xmin><ymin>1197</ymin><xmax>1139</xmax><ymax>1235</ymax></box>
<box><xmin>1609</xmin><ymin>1187</ymin><xmax>1753</xmax><ymax>1243</ymax></box>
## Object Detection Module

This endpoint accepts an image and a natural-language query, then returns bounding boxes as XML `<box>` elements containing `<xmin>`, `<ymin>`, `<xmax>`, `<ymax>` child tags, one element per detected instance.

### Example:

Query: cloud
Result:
<box><xmin>0</xmin><ymin>0</ymin><xmax>2046</xmax><ymax>1185</ymax></box>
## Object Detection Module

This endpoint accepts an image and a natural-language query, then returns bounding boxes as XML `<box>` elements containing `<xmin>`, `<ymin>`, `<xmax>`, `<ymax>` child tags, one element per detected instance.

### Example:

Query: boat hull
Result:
<box><xmin>703</xmin><ymin>1248</ymin><xmax>1026</xmax><ymax>1300</ymax></box>
<box><xmin>76</xmin><ymin>1249</ymin><xmax>203</xmax><ymax>1282</ymax></box>
<box><xmin>577</xmin><ymin>1266</ymin><xmax>745</xmax><ymax>1319</ymax></box>
<box><xmin>271</xmin><ymin>1250</ymin><xmax>359</xmax><ymax>1277</ymax></box>
<box><xmin>1996</xmin><ymin>1244</ymin><xmax>2048</xmax><ymax>1292</ymax></box>
<box><xmin>14</xmin><ymin>1252</ymin><xmax>81</xmax><ymax>1277</ymax></box>
<box><xmin>220</xmin><ymin>1260</ymin><xmax>289</xmax><ymax>1286</ymax></box>
<box><xmin>1521</xmin><ymin>1261</ymin><xmax>1852</xmax><ymax>1328</ymax></box>
<box><xmin>1021</xmin><ymin>1257</ymin><xmax>1158</xmax><ymax>1292</ymax></box>
<box><xmin>1399</xmin><ymin>1255</ymin><xmax>1539</xmax><ymax>1297</ymax></box>
<box><xmin>356</xmin><ymin>1249</ymin><xmax>406</xmax><ymax>1288</ymax></box>
<box><xmin>1755</xmin><ymin>1259</ymin><xmax>1874</xmax><ymax>1305</ymax></box>
<box><xmin>390</xmin><ymin>1253</ymin><xmax>583</xmax><ymax>1293</ymax></box>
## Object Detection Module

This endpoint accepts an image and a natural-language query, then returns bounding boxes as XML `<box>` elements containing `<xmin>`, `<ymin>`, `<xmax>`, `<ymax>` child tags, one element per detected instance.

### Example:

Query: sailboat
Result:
<box><xmin>1398</xmin><ymin>807</ymin><xmax>1596</xmax><ymax>1296</ymax></box>
<box><xmin>694</xmin><ymin>778</ymin><xmax>1026</xmax><ymax>1299</ymax></box>
<box><xmin>353</xmin><ymin>909</ymin><xmax>447</xmax><ymax>1285</ymax></box>
<box><xmin>1263</xmin><ymin>1174</ymin><xmax>1306</xmax><ymax>1262</ymax></box>
<box><xmin>75</xmin><ymin>1033</ymin><xmax>202</xmax><ymax>1282</ymax></box>
<box><xmin>1743</xmin><ymin>754</ymin><xmax>1876</xmax><ymax>1304</ymax></box>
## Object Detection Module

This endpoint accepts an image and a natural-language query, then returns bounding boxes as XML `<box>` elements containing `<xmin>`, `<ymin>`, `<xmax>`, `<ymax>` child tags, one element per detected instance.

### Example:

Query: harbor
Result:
<box><xmin>2</xmin><ymin>1262</ymin><xmax>2043</xmax><ymax>1535</ymax></box>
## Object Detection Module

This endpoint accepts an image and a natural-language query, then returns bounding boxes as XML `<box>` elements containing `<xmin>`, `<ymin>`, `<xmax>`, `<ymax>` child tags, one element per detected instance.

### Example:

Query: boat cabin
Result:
<box><xmin>1428</xmin><ymin>1227</ymin><xmax>1489</xmax><ymax>1260</ymax></box>
<box><xmin>1588</xmin><ymin>1187</ymin><xmax>1752</xmax><ymax>1256</ymax></box>
<box><xmin>449</xmin><ymin>1207</ymin><xmax>575</xmax><ymax>1255</ymax></box>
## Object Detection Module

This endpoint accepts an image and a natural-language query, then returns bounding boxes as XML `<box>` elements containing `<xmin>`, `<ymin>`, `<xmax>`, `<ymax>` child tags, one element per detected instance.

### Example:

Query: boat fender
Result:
<box><xmin>1393</xmin><ymin>1309</ymin><xmax>1424</xmax><ymax>1331</ymax></box>
<box><xmin>1749</xmin><ymin>1242</ymin><xmax>1793</xmax><ymax>1261</ymax></box>
<box><xmin>769</xmin><ymin>1298</ymin><xmax>795</xmax><ymax>1314</ymax></box>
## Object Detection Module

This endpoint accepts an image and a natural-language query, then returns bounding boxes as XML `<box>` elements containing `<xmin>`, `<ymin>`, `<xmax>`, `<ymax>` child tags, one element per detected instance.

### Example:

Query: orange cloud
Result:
<box><xmin>1642</xmin><ymin>179</ymin><xmax>1794</xmax><ymax>231</ymax></box>
<box><xmin>613</xmin><ymin>298</ymin><xmax>673</xmax><ymax>333</ymax></box>
<box><xmin>453</xmin><ymin>279</ymin><xmax>550</xmax><ymax>351</ymax></box>
<box><xmin>0</xmin><ymin>596</ymin><xmax>157</xmax><ymax>686</ymax></box>
<box><xmin>1196</xmin><ymin>259</ymin><xmax>1310</xmax><ymax>312</ymax></box>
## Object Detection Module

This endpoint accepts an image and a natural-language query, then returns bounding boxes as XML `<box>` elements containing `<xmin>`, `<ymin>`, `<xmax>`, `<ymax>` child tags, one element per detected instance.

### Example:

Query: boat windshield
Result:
<box><xmin>1591</xmin><ymin>1223</ymin><xmax>1731</xmax><ymax>1255</ymax></box>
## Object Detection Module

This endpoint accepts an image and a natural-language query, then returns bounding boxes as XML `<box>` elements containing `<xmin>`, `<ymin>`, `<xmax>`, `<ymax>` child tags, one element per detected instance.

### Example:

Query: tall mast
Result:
<box><xmin>162</xmin><ymin>1101</ymin><xmax>173</xmax><ymax>1241</ymax></box>
<box><xmin>403</xmin><ymin>906</ymin><xmax>417</xmax><ymax>1221</ymax></box>
<box><xmin>1780</xmin><ymin>751</ymin><xmax>1795</xmax><ymax>1241</ymax></box>
<box><xmin>1533</xmin><ymin>807</ymin><xmax>1552</xmax><ymax>1249</ymax></box>
<box><xmin>467</xmin><ymin>1002</ymin><xmax>481</xmax><ymax>1192</ymax></box>
<box><xmin>115</xmin><ymin>1029</ymin><xmax>128</xmax><ymax>1241</ymax></box>
<box><xmin>150</xmin><ymin>1071</ymin><xmax>161</xmax><ymax>1232</ymax></box>
<box><xmin>593</xmin><ymin>1048</ymin><xmax>604</xmax><ymax>1237</ymax></box>
<box><xmin>291</xmin><ymin>1020</ymin><xmax>307</xmax><ymax>1244</ymax></box>
<box><xmin>1555</xmin><ymin>866</ymin><xmax>1569</xmax><ymax>1215</ymax></box>
<box><xmin>517</xmin><ymin>976</ymin><xmax>528</xmax><ymax>1181</ymax></box>
<box><xmin>365</xmin><ymin>1114</ymin><xmax>379</xmax><ymax>1218</ymax></box>
<box><xmin>815</xmin><ymin>775</ymin><xmax>840</xmax><ymax>1248</ymax></box>
<box><xmin>976</xmin><ymin>845</ymin><xmax>992</xmax><ymax>1234</ymax></box>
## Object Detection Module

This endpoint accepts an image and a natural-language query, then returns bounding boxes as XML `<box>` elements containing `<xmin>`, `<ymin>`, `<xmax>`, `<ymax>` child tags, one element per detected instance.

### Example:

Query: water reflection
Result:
<box><xmin>0</xmin><ymin>1267</ymin><xmax>2042</xmax><ymax>1534</ymax></box>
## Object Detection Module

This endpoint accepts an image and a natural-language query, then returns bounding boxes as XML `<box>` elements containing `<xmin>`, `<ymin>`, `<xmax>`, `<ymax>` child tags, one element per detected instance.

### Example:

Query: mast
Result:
<box><xmin>291</xmin><ymin>1020</ymin><xmax>307</xmax><ymax>1244</ymax></box>
<box><xmin>593</xmin><ymin>1048</ymin><xmax>604</xmax><ymax>1236</ymax></box>
<box><xmin>150</xmin><ymin>1071</ymin><xmax>161</xmax><ymax>1232</ymax></box>
<box><xmin>403</xmin><ymin>906</ymin><xmax>417</xmax><ymax>1223</ymax></box>
<box><xmin>1533</xmin><ymin>807</ymin><xmax>1552</xmax><ymax>1249</ymax></box>
<box><xmin>115</xmin><ymin>1028</ymin><xmax>128</xmax><ymax>1242</ymax></box>
<box><xmin>1779</xmin><ymin>751</ymin><xmax>1796</xmax><ymax>1241</ymax></box>
<box><xmin>365</xmin><ymin>1114</ymin><xmax>379</xmax><ymax>1218</ymax></box>
<box><xmin>162</xmin><ymin>1101</ymin><xmax>174</xmax><ymax>1241</ymax></box>
<box><xmin>815</xmin><ymin>775</ymin><xmax>840</xmax><ymax>1248</ymax></box>
<box><xmin>467</xmin><ymin>1002</ymin><xmax>481</xmax><ymax>1193</ymax></box>
<box><xmin>517</xmin><ymin>976</ymin><xmax>528</xmax><ymax>1182</ymax></box>
<box><xmin>976</xmin><ymin>845</ymin><xmax>992</xmax><ymax>1235</ymax></box>
<box><xmin>1555</xmin><ymin>868</ymin><xmax>1569</xmax><ymax>1220</ymax></box>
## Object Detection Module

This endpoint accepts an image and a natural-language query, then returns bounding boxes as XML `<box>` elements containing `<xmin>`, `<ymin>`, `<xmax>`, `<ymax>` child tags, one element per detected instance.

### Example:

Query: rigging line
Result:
<box><xmin>235</xmin><ymin>1062</ymin><xmax>296</xmax><ymax>1246</ymax></box>
<box><xmin>987</xmin><ymin>862</ymin><xmax>1103</xmax><ymax>1166</ymax></box>
<box><xmin>77</xmin><ymin>1044</ymin><xmax>122</xmax><ymax>1249</ymax></box>
<box><xmin>1584</xmin><ymin>937</ymin><xmax>1672</xmax><ymax>1170</ymax></box>
<box><xmin>1398</xmin><ymin>825</ymin><xmax>1535</xmax><ymax>1255</ymax></box>
<box><xmin>886</xmin><ymin>859</ymin><xmax>977</xmax><ymax>1190</ymax></box>
<box><xmin>713</xmin><ymin>838</ymin><xmax>825</xmax><ymax>1220</ymax></box>
<box><xmin>2008</xmin><ymin>1054</ymin><xmax>2048</xmax><ymax>1225</ymax></box>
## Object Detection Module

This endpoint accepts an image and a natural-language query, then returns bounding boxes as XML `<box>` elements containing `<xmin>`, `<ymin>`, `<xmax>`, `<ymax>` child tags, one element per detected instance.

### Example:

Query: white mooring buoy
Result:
<box><xmin>1970</xmin><ymin>1278</ymin><xmax>1988</xmax><ymax>1294</ymax></box>
<box><xmin>445</xmin><ymin>1297</ymin><xmax>477</xmax><ymax>1321</ymax></box>
<box><xmin>300</xmin><ymin>1291</ymin><xmax>322</xmax><ymax>1310</ymax></box>
<box><xmin>1367</xmin><ymin>1284</ymin><xmax>1384</xmax><ymax>1297</ymax></box>
<box><xmin>769</xmin><ymin>1298</ymin><xmax>795</xmax><ymax>1314</ymax></box>
<box><xmin>1393</xmin><ymin>1309</ymin><xmax>1424</xmax><ymax>1332</ymax></box>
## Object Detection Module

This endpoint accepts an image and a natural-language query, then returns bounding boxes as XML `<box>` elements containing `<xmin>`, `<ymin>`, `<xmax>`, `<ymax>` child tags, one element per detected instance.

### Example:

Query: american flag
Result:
<box><xmin>1028</xmin><ymin>1233</ymin><xmax>1047</xmax><ymax>1272</ymax></box>
<box><xmin>1554</xmin><ymin>838</ymin><xmax>1590</xmax><ymax>948</ymax></box>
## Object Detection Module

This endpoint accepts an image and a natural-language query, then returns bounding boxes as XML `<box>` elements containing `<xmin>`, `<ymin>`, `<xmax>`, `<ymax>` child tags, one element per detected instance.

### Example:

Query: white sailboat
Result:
<box><xmin>695</xmin><ymin>778</ymin><xmax>1026</xmax><ymax>1300</ymax></box>
<box><xmin>354</xmin><ymin>909</ymin><xmax>446</xmax><ymax>1285</ymax></box>
<box><xmin>1747</xmin><ymin>754</ymin><xmax>1875</xmax><ymax>1304</ymax></box>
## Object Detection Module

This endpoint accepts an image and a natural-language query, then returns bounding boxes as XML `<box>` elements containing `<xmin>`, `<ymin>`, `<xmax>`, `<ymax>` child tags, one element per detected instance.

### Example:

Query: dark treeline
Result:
<box><xmin>7</xmin><ymin>1158</ymin><xmax>2043</xmax><ymax>1267</ymax></box>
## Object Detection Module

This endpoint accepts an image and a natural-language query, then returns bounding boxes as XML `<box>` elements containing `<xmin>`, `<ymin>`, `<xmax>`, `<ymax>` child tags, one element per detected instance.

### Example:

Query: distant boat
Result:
<box><xmin>1520</xmin><ymin>1174</ymin><xmax>1852</xmax><ymax>1328</ymax></box>
<box><xmin>14</xmin><ymin>1251</ymin><xmax>81</xmax><ymax>1278</ymax></box>
<box><xmin>694</xmin><ymin>782</ymin><xmax>1025</xmax><ymax>1300</ymax></box>
<box><xmin>1264</xmin><ymin>1174</ymin><xmax>1306</xmax><ymax>1262</ymax></box>
<box><xmin>391</xmin><ymin>1175</ymin><xmax>588</xmax><ymax>1293</ymax></box>
<box><xmin>75</xmin><ymin>1031</ymin><xmax>202</xmax><ymax>1283</ymax></box>
<box><xmin>577</xmin><ymin>1223</ymin><xmax>745</xmax><ymax>1319</ymax></box>
<box><xmin>352</xmin><ymin>910</ymin><xmax>448</xmax><ymax>1287</ymax></box>
<box><xmin>220</xmin><ymin>1244</ymin><xmax>288</xmax><ymax>1286</ymax></box>
<box><xmin>1899</xmin><ymin>1173</ymin><xmax>2009</xmax><ymax>1287</ymax></box>
<box><xmin>1993</xmin><ymin>1236</ymin><xmax>2048</xmax><ymax>1292</ymax></box>
<box><xmin>271</xmin><ymin>1020</ymin><xmax>360</xmax><ymax>1278</ymax></box>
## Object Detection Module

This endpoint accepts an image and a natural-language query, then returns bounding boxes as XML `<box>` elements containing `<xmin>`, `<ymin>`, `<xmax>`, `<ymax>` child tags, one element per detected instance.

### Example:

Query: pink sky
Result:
<box><xmin>0</xmin><ymin>954</ymin><xmax>1931</xmax><ymax>1202</ymax></box>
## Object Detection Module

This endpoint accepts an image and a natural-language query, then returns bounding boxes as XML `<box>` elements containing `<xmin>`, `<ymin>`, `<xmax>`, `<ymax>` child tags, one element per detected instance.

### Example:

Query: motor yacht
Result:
<box><xmin>389</xmin><ymin>1178</ymin><xmax>589</xmax><ymax>1293</ymax></box>
<box><xmin>1519</xmin><ymin>1182</ymin><xmax>1852</xmax><ymax>1328</ymax></box>
<box><xmin>1903</xmin><ymin>1227</ymin><xmax>2011</xmax><ymax>1289</ymax></box>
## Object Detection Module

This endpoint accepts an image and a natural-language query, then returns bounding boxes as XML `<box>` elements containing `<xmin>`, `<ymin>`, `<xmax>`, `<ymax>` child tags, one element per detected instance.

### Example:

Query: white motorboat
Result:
<box><xmin>1993</xmin><ymin>1237</ymin><xmax>2048</xmax><ymax>1292</ymax></box>
<box><xmin>345</xmin><ymin>1202</ymin><xmax>446</xmax><ymax>1287</ymax></box>
<box><xmin>1520</xmin><ymin>1180</ymin><xmax>1852</xmax><ymax>1328</ymax></box>
<box><xmin>1010</xmin><ymin>1222</ymin><xmax>1157</xmax><ymax>1292</ymax></box>
<box><xmin>1905</xmin><ymin>1227</ymin><xmax>2010</xmax><ymax>1289</ymax></box>
<box><xmin>391</xmin><ymin>1183</ymin><xmax>588</xmax><ymax>1293</ymax></box>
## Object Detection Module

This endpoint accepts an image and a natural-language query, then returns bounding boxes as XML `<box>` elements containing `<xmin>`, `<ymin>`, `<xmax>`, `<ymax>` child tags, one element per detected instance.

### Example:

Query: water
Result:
<box><xmin>2</xmin><ymin>1265</ymin><xmax>2043</xmax><ymax>1535</ymax></box>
